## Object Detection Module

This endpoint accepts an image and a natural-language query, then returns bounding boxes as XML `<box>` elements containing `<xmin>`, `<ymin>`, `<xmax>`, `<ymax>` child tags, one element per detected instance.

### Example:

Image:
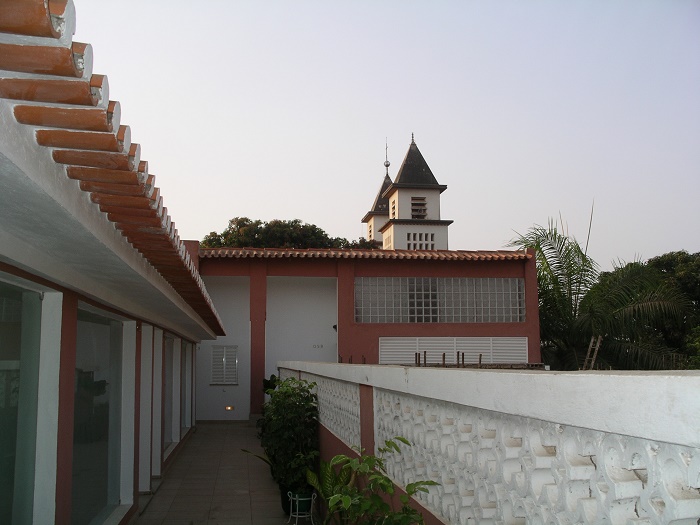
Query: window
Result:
<box><xmin>0</xmin><ymin>280</ymin><xmax>42</xmax><ymax>524</ymax></box>
<box><xmin>211</xmin><ymin>345</ymin><xmax>238</xmax><ymax>385</ymax></box>
<box><xmin>354</xmin><ymin>277</ymin><xmax>526</xmax><ymax>323</ymax></box>
<box><xmin>390</xmin><ymin>200</ymin><xmax>396</xmax><ymax>219</ymax></box>
<box><xmin>411</xmin><ymin>197</ymin><xmax>427</xmax><ymax>219</ymax></box>
<box><xmin>72</xmin><ymin>307</ymin><xmax>122</xmax><ymax>525</ymax></box>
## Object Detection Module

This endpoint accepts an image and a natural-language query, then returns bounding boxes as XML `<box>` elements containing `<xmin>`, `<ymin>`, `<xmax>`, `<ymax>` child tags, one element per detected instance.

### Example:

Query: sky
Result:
<box><xmin>72</xmin><ymin>0</ymin><xmax>700</xmax><ymax>270</ymax></box>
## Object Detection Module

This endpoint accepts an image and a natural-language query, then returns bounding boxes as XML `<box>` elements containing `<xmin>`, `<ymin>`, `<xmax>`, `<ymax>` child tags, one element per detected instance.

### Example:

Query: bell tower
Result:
<box><xmin>371</xmin><ymin>135</ymin><xmax>452</xmax><ymax>250</ymax></box>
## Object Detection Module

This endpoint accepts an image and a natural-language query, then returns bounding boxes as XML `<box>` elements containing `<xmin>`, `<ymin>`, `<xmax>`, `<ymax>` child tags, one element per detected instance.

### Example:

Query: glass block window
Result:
<box><xmin>211</xmin><ymin>345</ymin><xmax>238</xmax><ymax>385</ymax></box>
<box><xmin>354</xmin><ymin>277</ymin><xmax>525</xmax><ymax>323</ymax></box>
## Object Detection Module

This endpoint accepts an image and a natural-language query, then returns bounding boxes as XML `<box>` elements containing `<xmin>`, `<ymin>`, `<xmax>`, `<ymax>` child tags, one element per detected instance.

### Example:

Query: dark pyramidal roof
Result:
<box><xmin>371</xmin><ymin>174</ymin><xmax>393</xmax><ymax>213</ymax></box>
<box><xmin>383</xmin><ymin>137</ymin><xmax>447</xmax><ymax>196</ymax></box>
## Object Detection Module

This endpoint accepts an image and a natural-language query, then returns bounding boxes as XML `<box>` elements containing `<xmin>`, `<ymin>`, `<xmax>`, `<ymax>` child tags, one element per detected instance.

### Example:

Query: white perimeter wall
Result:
<box><xmin>265</xmin><ymin>277</ymin><xmax>338</xmax><ymax>378</ymax></box>
<box><xmin>197</xmin><ymin>277</ymin><xmax>251</xmax><ymax>421</ymax></box>
<box><xmin>282</xmin><ymin>361</ymin><xmax>700</xmax><ymax>525</ymax></box>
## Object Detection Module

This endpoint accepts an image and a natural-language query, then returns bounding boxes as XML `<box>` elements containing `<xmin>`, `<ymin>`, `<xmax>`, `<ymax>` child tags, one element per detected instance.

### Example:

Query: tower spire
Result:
<box><xmin>384</xmin><ymin>138</ymin><xmax>390</xmax><ymax>176</ymax></box>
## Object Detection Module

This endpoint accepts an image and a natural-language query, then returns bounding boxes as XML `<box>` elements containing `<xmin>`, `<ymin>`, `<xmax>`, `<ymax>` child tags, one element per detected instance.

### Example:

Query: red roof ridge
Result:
<box><xmin>199</xmin><ymin>247</ymin><xmax>531</xmax><ymax>261</ymax></box>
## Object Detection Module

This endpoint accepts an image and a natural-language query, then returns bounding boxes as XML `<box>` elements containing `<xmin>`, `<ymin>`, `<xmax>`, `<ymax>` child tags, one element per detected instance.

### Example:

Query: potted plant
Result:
<box><xmin>254</xmin><ymin>377</ymin><xmax>320</xmax><ymax>513</ymax></box>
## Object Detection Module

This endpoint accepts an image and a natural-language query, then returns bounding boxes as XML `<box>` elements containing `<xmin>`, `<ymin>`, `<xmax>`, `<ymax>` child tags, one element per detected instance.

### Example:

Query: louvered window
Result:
<box><xmin>211</xmin><ymin>345</ymin><xmax>238</xmax><ymax>385</ymax></box>
<box><xmin>379</xmin><ymin>337</ymin><xmax>528</xmax><ymax>365</ymax></box>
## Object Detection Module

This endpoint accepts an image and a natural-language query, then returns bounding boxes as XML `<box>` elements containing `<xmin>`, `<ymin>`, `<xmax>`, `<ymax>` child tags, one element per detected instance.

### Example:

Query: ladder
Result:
<box><xmin>582</xmin><ymin>335</ymin><xmax>602</xmax><ymax>370</ymax></box>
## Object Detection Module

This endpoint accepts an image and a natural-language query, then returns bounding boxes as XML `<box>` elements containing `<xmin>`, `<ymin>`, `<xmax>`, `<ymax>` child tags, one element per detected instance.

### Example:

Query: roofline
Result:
<box><xmin>200</xmin><ymin>247</ymin><xmax>531</xmax><ymax>261</ymax></box>
<box><xmin>382</xmin><ymin>183</ymin><xmax>448</xmax><ymax>199</ymax></box>
<box><xmin>0</xmin><ymin>1</ymin><xmax>225</xmax><ymax>337</ymax></box>
<box><xmin>361</xmin><ymin>210</ymin><xmax>389</xmax><ymax>223</ymax></box>
<box><xmin>378</xmin><ymin>219</ymin><xmax>454</xmax><ymax>234</ymax></box>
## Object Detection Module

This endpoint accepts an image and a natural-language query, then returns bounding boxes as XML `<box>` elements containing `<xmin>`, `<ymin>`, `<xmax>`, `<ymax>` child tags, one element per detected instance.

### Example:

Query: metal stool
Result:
<box><xmin>287</xmin><ymin>491</ymin><xmax>315</xmax><ymax>525</ymax></box>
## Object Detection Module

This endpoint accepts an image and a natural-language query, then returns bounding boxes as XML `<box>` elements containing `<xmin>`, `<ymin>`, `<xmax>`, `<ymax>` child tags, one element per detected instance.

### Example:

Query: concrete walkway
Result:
<box><xmin>134</xmin><ymin>422</ymin><xmax>301</xmax><ymax>525</ymax></box>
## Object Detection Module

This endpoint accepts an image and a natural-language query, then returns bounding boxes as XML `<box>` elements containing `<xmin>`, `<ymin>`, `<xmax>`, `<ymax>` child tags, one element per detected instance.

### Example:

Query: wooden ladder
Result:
<box><xmin>582</xmin><ymin>335</ymin><xmax>602</xmax><ymax>370</ymax></box>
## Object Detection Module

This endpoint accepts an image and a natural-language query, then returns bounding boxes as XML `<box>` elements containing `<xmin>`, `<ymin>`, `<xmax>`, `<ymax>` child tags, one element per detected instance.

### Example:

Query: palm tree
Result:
<box><xmin>510</xmin><ymin>221</ymin><xmax>686</xmax><ymax>370</ymax></box>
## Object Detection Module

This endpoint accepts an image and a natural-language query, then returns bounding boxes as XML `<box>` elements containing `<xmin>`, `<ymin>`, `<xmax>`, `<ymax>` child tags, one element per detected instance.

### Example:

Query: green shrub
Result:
<box><xmin>308</xmin><ymin>437</ymin><xmax>438</xmax><ymax>525</ymax></box>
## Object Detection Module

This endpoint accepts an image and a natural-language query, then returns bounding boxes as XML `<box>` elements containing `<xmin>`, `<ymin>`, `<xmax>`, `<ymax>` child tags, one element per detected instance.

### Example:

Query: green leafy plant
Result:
<box><xmin>255</xmin><ymin>377</ymin><xmax>319</xmax><ymax>493</ymax></box>
<box><xmin>308</xmin><ymin>437</ymin><xmax>438</xmax><ymax>525</ymax></box>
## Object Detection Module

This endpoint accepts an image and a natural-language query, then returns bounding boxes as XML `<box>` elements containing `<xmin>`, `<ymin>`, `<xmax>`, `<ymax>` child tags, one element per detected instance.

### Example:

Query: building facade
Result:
<box><xmin>197</xmin><ymin>248</ymin><xmax>540</xmax><ymax>419</ymax></box>
<box><xmin>0</xmin><ymin>3</ymin><xmax>224</xmax><ymax>524</ymax></box>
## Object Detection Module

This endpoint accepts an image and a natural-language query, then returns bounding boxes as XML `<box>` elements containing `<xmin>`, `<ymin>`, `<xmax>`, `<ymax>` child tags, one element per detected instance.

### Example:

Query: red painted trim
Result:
<box><xmin>249</xmin><ymin>265</ymin><xmax>267</xmax><ymax>414</ymax></box>
<box><xmin>55</xmin><ymin>292</ymin><xmax>78</xmax><ymax>525</ymax></box>
<box><xmin>336</xmin><ymin>261</ymin><xmax>355</xmax><ymax>363</ymax></box>
<box><xmin>359</xmin><ymin>385</ymin><xmax>375</xmax><ymax>454</ymax></box>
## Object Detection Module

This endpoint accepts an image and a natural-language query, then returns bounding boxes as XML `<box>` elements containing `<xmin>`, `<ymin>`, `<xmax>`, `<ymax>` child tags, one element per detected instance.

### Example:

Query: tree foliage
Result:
<box><xmin>201</xmin><ymin>217</ymin><xmax>376</xmax><ymax>249</ymax></box>
<box><xmin>646</xmin><ymin>251</ymin><xmax>700</xmax><ymax>366</ymax></box>
<box><xmin>510</xmin><ymin>221</ymin><xmax>691</xmax><ymax>370</ymax></box>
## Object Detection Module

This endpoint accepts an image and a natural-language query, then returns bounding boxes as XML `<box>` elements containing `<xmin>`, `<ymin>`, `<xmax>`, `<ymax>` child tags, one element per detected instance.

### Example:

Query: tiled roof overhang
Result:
<box><xmin>0</xmin><ymin>0</ymin><xmax>224</xmax><ymax>337</ymax></box>
<box><xmin>201</xmin><ymin>248</ymin><xmax>531</xmax><ymax>261</ymax></box>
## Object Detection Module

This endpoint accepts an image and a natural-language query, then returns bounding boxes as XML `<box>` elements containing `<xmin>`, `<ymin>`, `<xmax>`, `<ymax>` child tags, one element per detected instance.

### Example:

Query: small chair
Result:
<box><xmin>287</xmin><ymin>491</ymin><xmax>316</xmax><ymax>524</ymax></box>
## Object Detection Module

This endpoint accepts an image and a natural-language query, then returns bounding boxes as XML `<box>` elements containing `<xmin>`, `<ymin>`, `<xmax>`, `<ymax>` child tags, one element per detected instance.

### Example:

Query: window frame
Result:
<box><xmin>210</xmin><ymin>345</ymin><xmax>239</xmax><ymax>385</ymax></box>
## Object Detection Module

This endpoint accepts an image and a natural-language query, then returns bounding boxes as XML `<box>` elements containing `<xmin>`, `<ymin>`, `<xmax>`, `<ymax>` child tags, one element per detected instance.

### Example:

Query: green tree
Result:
<box><xmin>646</xmin><ymin>251</ymin><xmax>700</xmax><ymax>366</ymax></box>
<box><xmin>201</xmin><ymin>217</ymin><xmax>376</xmax><ymax>249</ymax></box>
<box><xmin>579</xmin><ymin>261</ymin><xmax>688</xmax><ymax>369</ymax></box>
<box><xmin>510</xmin><ymin>221</ymin><xmax>687</xmax><ymax>370</ymax></box>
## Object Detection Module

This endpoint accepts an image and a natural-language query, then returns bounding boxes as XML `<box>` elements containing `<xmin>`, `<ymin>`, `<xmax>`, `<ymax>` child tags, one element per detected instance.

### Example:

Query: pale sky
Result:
<box><xmin>73</xmin><ymin>0</ymin><xmax>700</xmax><ymax>270</ymax></box>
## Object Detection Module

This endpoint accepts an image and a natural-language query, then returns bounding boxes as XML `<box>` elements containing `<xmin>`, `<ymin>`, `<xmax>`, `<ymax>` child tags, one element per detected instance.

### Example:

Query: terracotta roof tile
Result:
<box><xmin>0</xmin><ymin>41</ymin><xmax>89</xmax><ymax>77</ymax></box>
<box><xmin>55</xmin><ymin>145</ymin><xmax>139</xmax><ymax>170</ymax></box>
<box><xmin>14</xmin><ymin>101</ymin><xmax>119</xmax><ymax>132</ymax></box>
<box><xmin>200</xmin><ymin>247</ymin><xmax>531</xmax><ymax>261</ymax></box>
<box><xmin>67</xmin><ymin>166</ymin><xmax>147</xmax><ymax>185</ymax></box>
<box><xmin>0</xmin><ymin>75</ymin><xmax>106</xmax><ymax>105</ymax></box>
<box><xmin>0</xmin><ymin>0</ymin><xmax>68</xmax><ymax>38</ymax></box>
<box><xmin>0</xmin><ymin>0</ymin><xmax>224</xmax><ymax>336</ymax></box>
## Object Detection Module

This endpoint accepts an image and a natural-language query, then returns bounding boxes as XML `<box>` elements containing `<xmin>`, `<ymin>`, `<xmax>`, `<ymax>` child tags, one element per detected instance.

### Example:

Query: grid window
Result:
<box><xmin>354</xmin><ymin>277</ymin><xmax>525</xmax><ymax>323</ymax></box>
<box><xmin>211</xmin><ymin>345</ymin><xmax>239</xmax><ymax>385</ymax></box>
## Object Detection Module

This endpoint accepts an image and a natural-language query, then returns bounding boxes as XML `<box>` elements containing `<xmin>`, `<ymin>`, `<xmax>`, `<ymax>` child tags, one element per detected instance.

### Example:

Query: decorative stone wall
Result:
<box><xmin>374</xmin><ymin>389</ymin><xmax>700</xmax><ymax>525</ymax></box>
<box><xmin>301</xmin><ymin>372</ymin><xmax>361</xmax><ymax>449</ymax></box>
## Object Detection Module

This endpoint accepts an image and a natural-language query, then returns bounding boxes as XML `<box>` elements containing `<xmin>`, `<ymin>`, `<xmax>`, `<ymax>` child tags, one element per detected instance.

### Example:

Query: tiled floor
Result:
<box><xmin>134</xmin><ymin>421</ymin><xmax>304</xmax><ymax>525</ymax></box>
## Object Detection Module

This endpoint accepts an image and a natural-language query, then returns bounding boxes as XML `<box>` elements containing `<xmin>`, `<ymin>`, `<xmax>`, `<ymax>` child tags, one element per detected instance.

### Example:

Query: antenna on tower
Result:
<box><xmin>384</xmin><ymin>138</ymin><xmax>390</xmax><ymax>176</ymax></box>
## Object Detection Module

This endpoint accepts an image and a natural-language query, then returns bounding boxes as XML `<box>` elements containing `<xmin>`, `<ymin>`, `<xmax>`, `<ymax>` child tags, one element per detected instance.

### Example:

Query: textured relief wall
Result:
<box><xmin>374</xmin><ymin>389</ymin><xmax>700</xmax><ymax>525</ymax></box>
<box><xmin>300</xmin><ymin>372</ymin><xmax>361</xmax><ymax>449</ymax></box>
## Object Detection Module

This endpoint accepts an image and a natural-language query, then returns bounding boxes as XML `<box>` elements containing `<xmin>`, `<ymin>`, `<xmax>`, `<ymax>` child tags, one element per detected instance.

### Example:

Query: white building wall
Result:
<box><xmin>385</xmin><ymin>223</ymin><xmax>449</xmax><ymax>250</ymax></box>
<box><xmin>265</xmin><ymin>277</ymin><xmax>338</xmax><ymax>379</ymax></box>
<box><xmin>119</xmin><ymin>321</ymin><xmax>137</xmax><ymax>505</ymax></box>
<box><xmin>151</xmin><ymin>329</ymin><xmax>163</xmax><ymax>477</ymax></box>
<box><xmin>33</xmin><ymin>291</ymin><xmax>63</xmax><ymax>525</ymax></box>
<box><xmin>138</xmin><ymin>324</ymin><xmax>153</xmax><ymax>493</ymax></box>
<box><xmin>367</xmin><ymin>215</ymin><xmax>389</xmax><ymax>243</ymax></box>
<box><xmin>197</xmin><ymin>277</ymin><xmax>252</xmax><ymax>421</ymax></box>
<box><xmin>393</xmin><ymin>189</ymin><xmax>441</xmax><ymax>220</ymax></box>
